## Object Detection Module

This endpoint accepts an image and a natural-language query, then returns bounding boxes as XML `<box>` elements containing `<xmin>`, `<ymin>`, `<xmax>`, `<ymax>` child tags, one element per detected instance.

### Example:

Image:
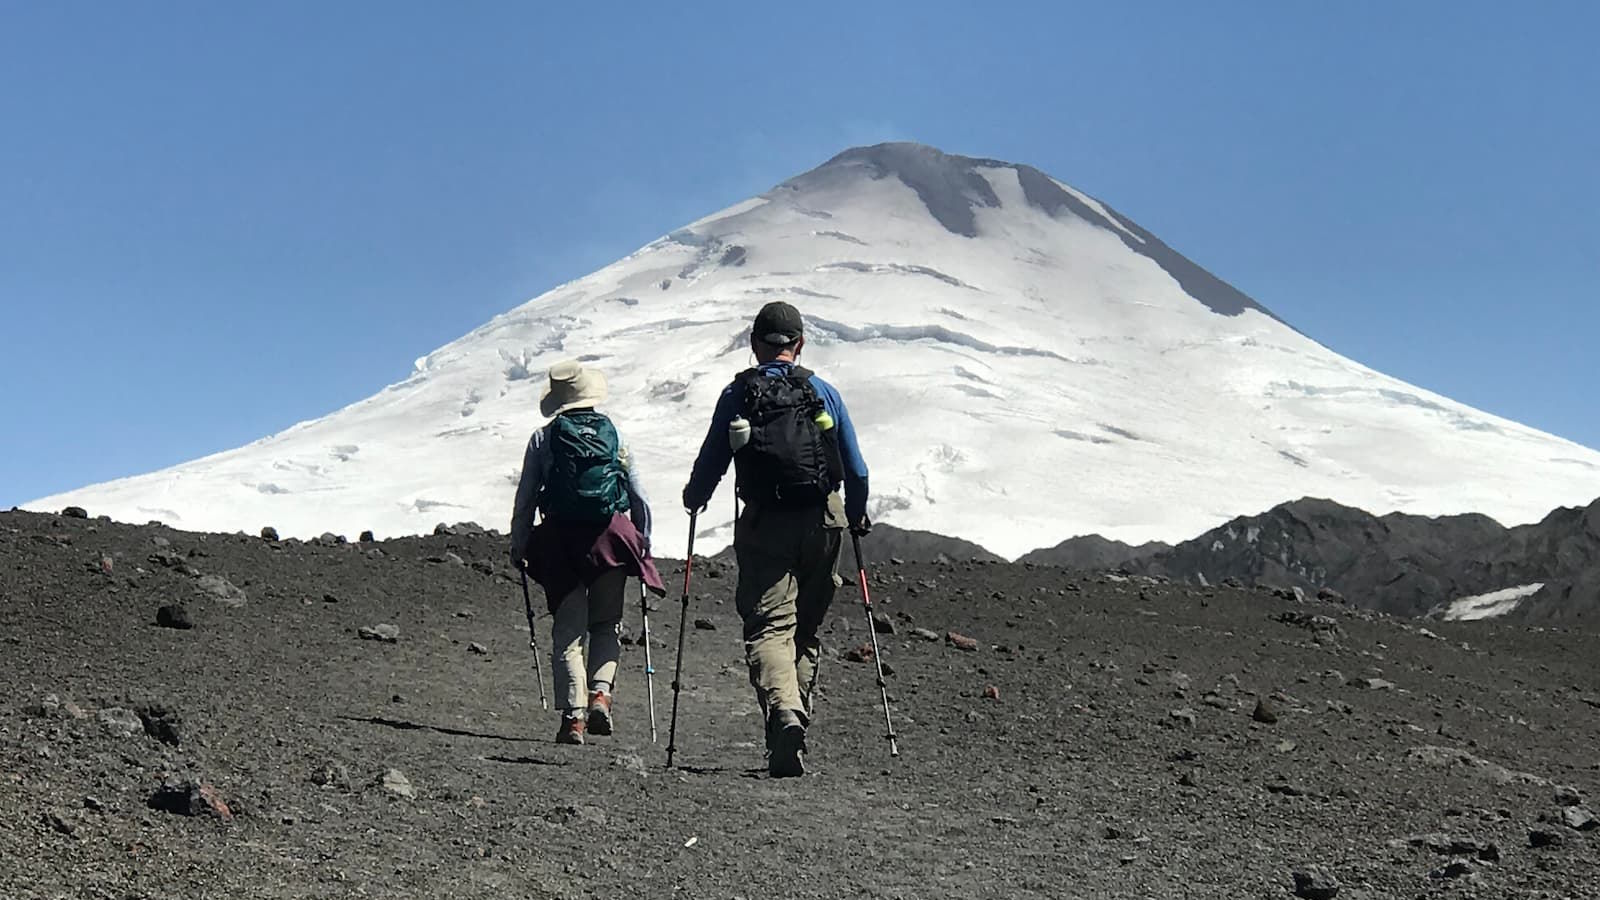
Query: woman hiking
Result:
<box><xmin>510</xmin><ymin>360</ymin><xmax>666</xmax><ymax>745</ymax></box>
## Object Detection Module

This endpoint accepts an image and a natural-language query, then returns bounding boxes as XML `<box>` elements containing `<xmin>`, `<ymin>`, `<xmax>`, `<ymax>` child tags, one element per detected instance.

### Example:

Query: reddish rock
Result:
<box><xmin>843</xmin><ymin>643</ymin><xmax>876</xmax><ymax>663</ymax></box>
<box><xmin>946</xmin><ymin>631</ymin><xmax>979</xmax><ymax>652</ymax></box>
<box><xmin>149</xmin><ymin>781</ymin><xmax>233</xmax><ymax>821</ymax></box>
<box><xmin>983</xmin><ymin>684</ymin><xmax>1001</xmax><ymax>701</ymax></box>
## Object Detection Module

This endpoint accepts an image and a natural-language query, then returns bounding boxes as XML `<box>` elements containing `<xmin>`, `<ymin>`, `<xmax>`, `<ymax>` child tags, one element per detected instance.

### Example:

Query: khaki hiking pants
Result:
<box><xmin>547</xmin><ymin>568</ymin><xmax>626</xmax><ymax>713</ymax></box>
<box><xmin>733</xmin><ymin>493</ymin><xmax>846</xmax><ymax>721</ymax></box>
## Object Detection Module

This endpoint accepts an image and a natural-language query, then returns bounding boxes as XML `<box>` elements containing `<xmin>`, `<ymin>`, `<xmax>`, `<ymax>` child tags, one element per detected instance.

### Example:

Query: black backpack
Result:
<box><xmin>733</xmin><ymin>366</ymin><xmax>844</xmax><ymax>508</ymax></box>
<box><xmin>541</xmin><ymin>410</ymin><xmax>631</xmax><ymax>523</ymax></box>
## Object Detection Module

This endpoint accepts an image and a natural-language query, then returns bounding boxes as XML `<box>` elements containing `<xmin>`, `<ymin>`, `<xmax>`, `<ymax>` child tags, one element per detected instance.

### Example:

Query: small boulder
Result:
<box><xmin>156</xmin><ymin>604</ymin><xmax>193</xmax><ymax>630</ymax></box>
<box><xmin>693</xmin><ymin>618</ymin><xmax>717</xmax><ymax>631</ymax></box>
<box><xmin>1291</xmin><ymin>866</ymin><xmax>1340</xmax><ymax>900</ymax></box>
<box><xmin>982</xmin><ymin>684</ymin><xmax>1001</xmax><ymax>701</ymax></box>
<box><xmin>97</xmin><ymin>707</ymin><xmax>144</xmax><ymax>739</ymax></box>
<box><xmin>842</xmin><ymin>643</ymin><xmax>876</xmax><ymax>663</ymax></box>
<box><xmin>433</xmin><ymin>522</ymin><xmax>456</xmax><ymax>536</ymax></box>
<box><xmin>1561</xmin><ymin>806</ymin><xmax>1597</xmax><ymax>831</ymax></box>
<box><xmin>871</xmin><ymin>612</ymin><xmax>896</xmax><ymax>634</ymax></box>
<box><xmin>61</xmin><ymin>506</ymin><xmax>89</xmax><ymax>519</ymax></box>
<box><xmin>358</xmin><ymin>624</ymin><xmax>401</xmax><ymax>643</ymax></box>
<box><xmin>260</xmin><ymin>526</ymin><xmax>279</xmax><ymax>541</ymax></box>
<box><xmin>44</xmin><ymin>810</ymin><xmax>76</xmax><ymax>836</ymax></box>
<box><xmin>910</xmin><ymin>627</ymin><xmax>940</xmax><ymax>642</ymax></box>
<box><xmin>468</xmin><ymin>642</ymin><xmax>489</xmax><ymax>655</ymax></box>
<box><xmin>550</xmin><ymin>804</ymin><xmax>607</xmax><ymax>827</ymax></box>
<box><xmin>1529</xmin><ymin>827</ymin><xmax>1564</xmax><ymax>849</ymax></box>
<box><xmin>378</xmin><ymin>769</ymin><xmax>416</xmax><ymax>799</ymax></box>
<box><xmin>1168</xmin><ymin>708</ymin><xmax>1197</xmax><ymax>728</ymax></box>
<box><xmin>946</xmin><ymin>631</ymin><xmax>979</xmax><ymax>652</ymax></box>
<box><xmin>136</xmin><ymin>704</ymin><xmax>182</xmax><ymax>746</ymax></box>
<box><xmin>148</xmin><ymin>780</ymin><xmax>232</xmax><ymax>820</ymax></box>
<box><xmin>1429</xmin><ymin>859</ymin><xmax>1473</xmax><ymax>880</ymax></box>
<box><xmin>1252</xmin><ymin>696</ymin><xmax>1279</xmax><ymax>724</ymax></box>
<box><xmin>359</xmin><ymin>530</ymin><xmax>375</xmax><ymax>543</ymax></box>
<box><xmin>311</xmin><ymin>762</ymin><xmax>352</xmax><ymax>790</ymax></box>
<box><xmin>196</xmin><ymin>574</ymin><xmax>246</xmax><ymax>608</ymax></box>
<box><xmin>1555</xmin><ymin>785</ymin><xmax>1583</xmax><ymax>807</ymax></box>
<box><xmin>612</xmin><ymin>753</ymin><xmax>648</xmax><ymax>778</ymax></box>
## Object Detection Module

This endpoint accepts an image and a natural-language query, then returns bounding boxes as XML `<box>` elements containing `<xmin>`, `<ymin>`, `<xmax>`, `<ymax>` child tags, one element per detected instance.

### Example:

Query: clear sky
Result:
<box><xmin>2</xmin><ymin>2</ymin><xmax>1596</xmax><ymax>507</ymax></box>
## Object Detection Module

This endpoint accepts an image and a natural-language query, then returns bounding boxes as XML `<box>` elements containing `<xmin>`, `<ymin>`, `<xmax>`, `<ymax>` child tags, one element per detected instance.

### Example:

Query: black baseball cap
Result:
<box><xmin>752</xmin><ymin>301</ymin><xmax>804</xmax><ymax>346</ymax></box>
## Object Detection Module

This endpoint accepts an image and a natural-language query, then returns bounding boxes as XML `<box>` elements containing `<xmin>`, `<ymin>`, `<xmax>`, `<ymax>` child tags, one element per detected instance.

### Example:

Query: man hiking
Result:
<box><xmin>682</xmin><ymin>301</ymin><xmax>870</xmax><ymax>777</ymax></box>
<box><xmin>512</xmin><ymin>360</ymin><xmax>666</xmax><ymax>745</ymax></box>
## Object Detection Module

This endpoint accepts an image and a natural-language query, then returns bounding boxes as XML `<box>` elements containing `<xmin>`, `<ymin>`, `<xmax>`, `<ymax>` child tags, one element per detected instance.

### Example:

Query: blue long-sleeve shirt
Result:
<box><xmin>684</xmin><ymin>362</ymin><xmax>870</xmax><ymax>522</ymax></box>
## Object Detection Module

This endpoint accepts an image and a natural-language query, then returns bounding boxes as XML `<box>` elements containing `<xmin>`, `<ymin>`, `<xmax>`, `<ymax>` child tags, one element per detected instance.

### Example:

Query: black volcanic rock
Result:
<box><xmin>155</xmin><ymin>604</ymin><xmax>193</xmax><ymax>630</ymax></box>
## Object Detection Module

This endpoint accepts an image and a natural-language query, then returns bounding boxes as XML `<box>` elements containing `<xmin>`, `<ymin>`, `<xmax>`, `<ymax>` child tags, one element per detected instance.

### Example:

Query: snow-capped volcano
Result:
<box><xmin>29</xmin><ymin>143</ymin><xmax>1600</xmax><ymax>559</ymax></box>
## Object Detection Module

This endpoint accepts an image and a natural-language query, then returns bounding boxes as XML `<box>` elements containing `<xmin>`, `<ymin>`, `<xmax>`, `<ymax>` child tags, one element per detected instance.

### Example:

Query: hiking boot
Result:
<box><xmin>586</xmin><ymin>690</ymin><xmax>613</xmax><ymax>736</ymax></box>
<box><xmin>767</xmin><ymin>708</ymin><xmax>807</xmax><ymax>778</ymax></box>
<box><xmin>555</xmin><ymin>715</ymin><xmax>586</xmax><ymax>745</ymax></box>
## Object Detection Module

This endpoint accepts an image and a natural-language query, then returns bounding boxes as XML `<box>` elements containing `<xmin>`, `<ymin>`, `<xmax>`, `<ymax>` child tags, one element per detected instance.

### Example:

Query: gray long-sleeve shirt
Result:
<box><xmin>509</xmin><ymin>420</ymin><xmax>653</xmax><ymax>565</ymax></box>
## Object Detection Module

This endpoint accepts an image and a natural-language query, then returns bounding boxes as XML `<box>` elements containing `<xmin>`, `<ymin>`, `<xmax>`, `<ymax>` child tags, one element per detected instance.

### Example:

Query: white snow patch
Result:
<box><xmin>1442</xmin><ymin>583</ymin><xmax>1544</xmax><ymax>621</ymax></box>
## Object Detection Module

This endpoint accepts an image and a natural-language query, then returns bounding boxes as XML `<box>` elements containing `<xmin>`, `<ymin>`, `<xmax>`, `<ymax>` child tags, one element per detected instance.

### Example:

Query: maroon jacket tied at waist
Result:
<box><xmin>524</xmin><ymin>513</ymin><xmax>666</xmax><ymax>613</ymax></box>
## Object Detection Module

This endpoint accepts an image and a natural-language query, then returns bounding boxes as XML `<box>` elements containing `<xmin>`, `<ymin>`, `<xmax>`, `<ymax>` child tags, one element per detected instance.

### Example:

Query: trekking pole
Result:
<box><xmin>851</xmin><ymin>532</ymin><xmax>899</xmax><ymax>757</ymax></box>
<box><xmin>666</xmin><ymin>510</ymin><xmax>698</xmax><ymax>767</ymax></box>
<box><xmin>519</xmin><ymin>570</ymin><xmax>549</xmax><ymax>711</ymax></box>
<box><xmin>639</xmin><ymin>578</ymin><xmax>659</xmax><ymax>743</ymax></box>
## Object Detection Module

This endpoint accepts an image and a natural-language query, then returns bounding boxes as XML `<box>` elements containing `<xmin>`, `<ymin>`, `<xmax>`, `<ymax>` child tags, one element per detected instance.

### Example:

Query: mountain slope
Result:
<box><xmin>27</xmin><ymin>143</ymin><xmax>1600</xmax><ymax>559</ymax></box>
<box><xmin>1109</xmin><ymin>496</ymin><xmax>1600</xmax><ymax>621</ymax></box>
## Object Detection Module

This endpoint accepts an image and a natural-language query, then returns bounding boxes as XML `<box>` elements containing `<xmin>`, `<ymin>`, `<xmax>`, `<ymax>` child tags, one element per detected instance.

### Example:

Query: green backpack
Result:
<box><xmin>541</xmin><ymin>410</ymin><xmax>631</xmax><ymax>523</ymax></box>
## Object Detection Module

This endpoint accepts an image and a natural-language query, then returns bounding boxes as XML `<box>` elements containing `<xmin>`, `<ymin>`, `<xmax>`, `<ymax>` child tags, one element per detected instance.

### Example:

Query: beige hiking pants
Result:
<box><xmin>733</xmin><ymin>493</ymin><xmax>846</xmax><ymax>720</ymax></box>
<box><xmin>548</xmin><ymin>568</ymin><xmax>626</xmax><ymax>713</ymax></box>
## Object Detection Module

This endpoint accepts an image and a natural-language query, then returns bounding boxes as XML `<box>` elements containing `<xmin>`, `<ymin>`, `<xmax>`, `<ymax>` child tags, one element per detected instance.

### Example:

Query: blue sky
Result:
<box><xmin>2</xmin><ymin>2</ymin><xmax>1596</xmax><ymax>506</ymax></box>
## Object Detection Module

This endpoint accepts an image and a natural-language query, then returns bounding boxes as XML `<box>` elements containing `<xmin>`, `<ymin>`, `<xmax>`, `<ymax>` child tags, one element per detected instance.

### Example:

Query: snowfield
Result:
<box><xmin>1442</xmin><ymin>584</ymin><xmax>1547</xmax><ymax>621</ymax></box>
<box><xmin>27</xmin><ymin>144</ymin><xmax>1600</xmax><ymax>559</ymax></box>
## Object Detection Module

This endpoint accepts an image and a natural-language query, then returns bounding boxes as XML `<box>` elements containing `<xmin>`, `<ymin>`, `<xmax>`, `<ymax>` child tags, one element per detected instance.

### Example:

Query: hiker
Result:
<box><xmin>682</xmin><ymin>301</ymin><xmax>870</xmax><ymax>776</ymax></box>
<box><xmin>511</xmin><ymin>360</ymin><xmax>666</xmax><ymax>745</ymax></box>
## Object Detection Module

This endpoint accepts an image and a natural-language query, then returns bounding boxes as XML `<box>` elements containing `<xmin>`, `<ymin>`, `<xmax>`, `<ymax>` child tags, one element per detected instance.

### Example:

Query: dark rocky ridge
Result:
<box><xmin>1019</xmin><ymin>534</ymin><xmax>1172</xmax><ymax>571</ymax></box>
<box><xmin>3</xmin><ymin>509</ymin><xmax>1598</xmax><ymax>897</ymax></box>
<box><xmin>1028</xmin><ymin>496</ymin><xmax>1600</xmax><ymax>622</ymax></box>
<box><xmin>782</xmin><ymin>142</ymin><xmax>1282</xmax><ymax>322</ymax></box>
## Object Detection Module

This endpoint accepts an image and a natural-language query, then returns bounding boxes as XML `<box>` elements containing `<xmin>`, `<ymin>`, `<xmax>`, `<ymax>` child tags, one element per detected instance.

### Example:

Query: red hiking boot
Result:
<box><xmin>556</xmin><ymin>715</ymin><xmax>586</xmax><ymax>745</ymax></box>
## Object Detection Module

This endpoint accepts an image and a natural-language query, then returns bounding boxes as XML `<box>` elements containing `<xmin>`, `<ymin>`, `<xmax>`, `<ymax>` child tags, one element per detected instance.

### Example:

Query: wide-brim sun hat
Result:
<box><xmin>540</xmin><ymin>360</ymin><xmax>608</xmax><ymax>418</ymax></box>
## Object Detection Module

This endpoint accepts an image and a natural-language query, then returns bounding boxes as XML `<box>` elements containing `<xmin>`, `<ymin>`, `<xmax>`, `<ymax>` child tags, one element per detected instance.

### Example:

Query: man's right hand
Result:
<box><xmin>682</xmin><ymin>486</ymin><xmax>709</xmax><ymax>516</ymax></box>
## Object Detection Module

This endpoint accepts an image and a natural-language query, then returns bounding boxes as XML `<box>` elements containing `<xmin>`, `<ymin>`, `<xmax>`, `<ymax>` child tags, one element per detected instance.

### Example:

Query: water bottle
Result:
<box><xmin>729</xmin><ymin>416</ymin><xmax>751</xmax><ymax>451</ymax></box>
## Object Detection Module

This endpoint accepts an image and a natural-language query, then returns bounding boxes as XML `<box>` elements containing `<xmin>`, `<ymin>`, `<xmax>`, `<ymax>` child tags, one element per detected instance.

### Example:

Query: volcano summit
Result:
<box><xmin>29</xmin><ymin>143</ymin><xmax>1600</xmax><ymax>558</ymax></box>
